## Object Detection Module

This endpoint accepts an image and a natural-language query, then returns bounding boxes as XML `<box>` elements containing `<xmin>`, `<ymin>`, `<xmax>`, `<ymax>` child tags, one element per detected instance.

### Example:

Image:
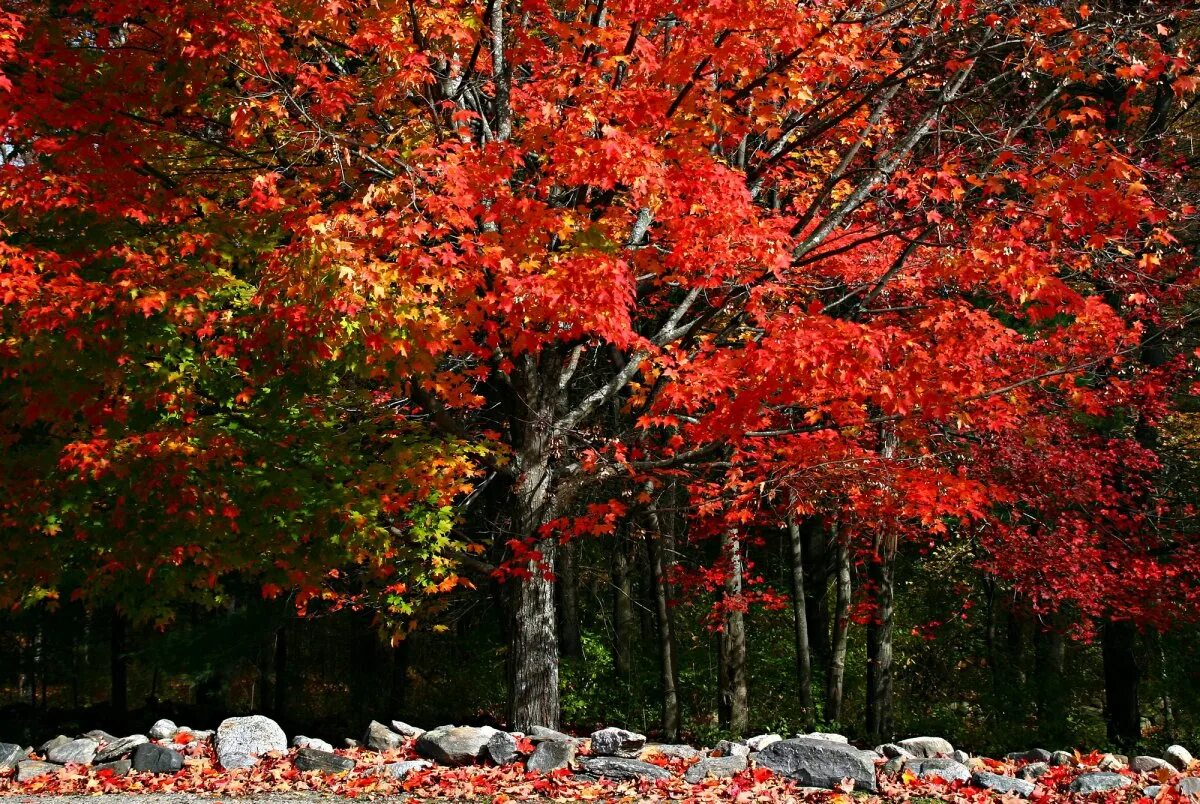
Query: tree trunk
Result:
<box><xmin>558</xmin><ymin>539</ymin><xmax>583</xmax><ymax>660</ymax></box>
<box><xmin>273</xmin><ymin>626</ymin><xmax>288</xmax><ymax>718</ymax></box>
<box><xmin>506</xmin><ymin>356</ymin><xmax>561</xmax><ymax>732</ymax></box>
<box><xmin>613</xmin><ymin>526</ymin><xmax>634</xmax><ymax>679</ymax></box>
<box><xmin>826</xmin><ymin>525</ymin><xmax>851</xmax><ymax>725</ymax></box>
<box><xmin>390</xmin><ymin>636</ymin><xmax>410</xmax><ymax>714</ymax></box>
<box><xmin>865</xmin><ymin>531</ymin><xmax>896</xmax><ymax>743</ymax></box>
<box><xmin>1102</xmin><ymin>619</ymin><xmax>1141</xmax><ymax>752</ymax></box>
<box><xmin>718</xmin><ymin>529</ymin><xmax>749</xmax><ymax>735</ymax></box>
<box><xmin>787</xmin><ymin>510</ymin><xmax>814</xmax><ymax>728</ymax></box>
<box><xmin>647</xmin><ymin>495</ymin><xmax>680</xmax><ymax>740</ymax></box>
<box><xmin>110</xmin><ymin>609</ymin><xmax>127</xmax><ymax>720</ymax></box>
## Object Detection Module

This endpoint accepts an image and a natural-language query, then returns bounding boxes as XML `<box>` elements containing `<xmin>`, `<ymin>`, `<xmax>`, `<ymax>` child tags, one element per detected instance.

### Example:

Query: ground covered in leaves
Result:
<box><xmin>0</xmin><ymin>741</ymin><xmax>1193</xmax><ymax>803</ymax></box>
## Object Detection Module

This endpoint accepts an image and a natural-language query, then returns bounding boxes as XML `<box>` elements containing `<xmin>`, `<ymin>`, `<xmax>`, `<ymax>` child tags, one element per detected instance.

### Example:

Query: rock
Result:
<box><xmin>39</xmin><ymin>735</ymin><xmax>71</xmax><ymax>755</ymax></box>
<box><xmin>149</xmin><ymin>719</ymin><xmax>178</xmax><ymax>741</ymax></box>
<box><xmin>17</xmin><ymin>760</ymin><xmax>60</xmax><ymax>782</ymax></box>
<box><xmin>215</xmin><ymin>715</ymin><xmax>288</xmax><ymax>770</ymax></box>
<box><xmin>1049</xmin><ymin>751</ymin><xmax>1075</xmax><ymax>766</ymax></box>
<box><xmin>94</xmin><ymin>759</ymin><xmax>132</xmax><ymax>777</ymax></box>
<box><xmin>801</xmin><ymin>732</ymin><xmax>849</xmax><ymax>743</ymax></box>
<box><xmin>879</xmin><ymin>744</ymin><xmax>915</xmax><ymax>759</ymax></box>
<box><xmin>47</xmin><ymin>738</ymin><xmax>98</xmax><ymax>765</ymax></box>
<box><xmin>390</xmin><ymin>721</ymin><xmax>425</xmax><ymax>739</ymax></box>
<box><xmin>952</xmin><ymin>750</ymin><xmax>970</xmax><ymax>764</ymax></box>
<box><xmin>343</xmin><ymin>739</ymin><xmax>360</xmax><ymax>749</ymax></box>
<box><xmin>132</xmin><ymin>743</ymin><xmax>183</xmax><ymax>774</ymax></box>
<box><xmin>1178</xmin><ymin>777</ymin><xmax>1200</xmax><ymax>796</ymax></box>
<box><xmin>756</xmin><ymin>737</ymin><xmax>878</xmax><ymax>793</ymax></box>
<box><xmin>363</xmin><ymin>720</ymin><xmax>404</xmax><ymax>752</ymax></box>
<box><xmin>1069</xmin><ymin>772</ymin><xmax>1132</xmax><ymax>793</ymax></box>
<box><xmin>95</xmin><ymin>735</ymin><xmax>148</xmax><ymax>764</ymax></box>
<box><xmin>967</xmin><ymin>757</ymin><xmax>989</xmax><ymax>772</ymax></box>
<box><xmin>415</xmin><ymin>725</ymin><xmax>499</xmax><ymax>766</ymax></box>
<box><xmin>714</xmin><ymin>740</ymin><xmax>750</xmax><ymax>758</ymax></box>
<box><xmin>908</xmin><ymin>758</ymin><xmax>971</xmax><ymax>783</ymax></box>
<box><xmin>590</xmin><ymin>727</ymin><xmax>646</xmax><ymax>758</ymax></box>
<box><xmin>82</xmin><ymin>730</ymin><xmax>118</xmax><ymax>744</ymax></box>
<box><xmin>1098</xmin><ymin>753</ymin><xmax>1126</xmax><ymax>771</ymax></box>
<box><xmin>1144</xmin><ymin>785</ymin><xmax>1163</xmax><ymax>798</ymax></box>
<box><xmin>295</xmin><ymin>748</ymin><xmax>354</xmax><ymax>774</ymax></box>
<box><xmin>642</xmin><ymin>744</ymin><xmax>701</xmax><ymax>761</ymax></box>
<box><xmin>746</xmin><ymin>733</ymin><xmax>782</xmax><ymax>752</ymax></box>
<box><xmin>382</xmin><ymin>759</ymin><xmax>432</xmax><ymax>779</ymax></box>
<box><xmin>972</xmin><ymin>770</ymin><xmax>1035</xmax><ymax>797</ymax></box>
<box><xmin>882</xmin><ymin>756</ymin><xmax>906</xmax><ymax>775</ymax></box>
<box><xmin>528</xmin><ymin>740</ymin><xmax>574</xmax><ymax>772</ymax></box>
<box><xmin>898</xmin><ymin>737</ymin><xmax>954</xmax><ymax>758</ymax></box>
<box><xmin>1132</xmin><ymin>756</ymin><xmax>1174</xmax><ymax>773</ymax></box>
<box><xmin>292</xmin><ymin>736</ymin><xmax>335</xmax><ymax>753</ymax></box>
<box><xmin>685</xmin><ymin>754</ymin><xmax>748</xmax><ymax>783</ymax></box>
<box><xmin>579</xmin><ymin>756</ymin><xmax>672</xmax><ymax>781</ymax></box>
<box><xmin>487</xmin><ymin>731</ymin><xmax>520</xmax><ymax>765</ymax></box>
<box><xmin>1166</xmin><ymin>745</ymin><xmax>1194</xmax><ymax>771</ymax></box>
<box><xmin>0</xmin><ymin>743</ymin><xmax>24</xmax><ymax>771</ymax></box>
<box><xmin>1007</xmin><ymin>749</ymin><xmax>1052</xmax><ymax>763</ymax></box>
<box><xmin>1019</xmin><ymin>762</ymin><xmax>1050</xmax><ymax>780</ymax></box>
<box><xmin>528</xmin><ymin>726</ymin><xmax>572</xmax><ymax>743</ymax></box>
<box><xmin>185</xmin><ymin>729</ymin><xmax>214</xmax><ymax>742</ymax></box>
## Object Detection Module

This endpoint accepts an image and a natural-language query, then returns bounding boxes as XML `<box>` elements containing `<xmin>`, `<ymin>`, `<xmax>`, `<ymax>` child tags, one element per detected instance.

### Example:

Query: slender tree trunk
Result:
<box><xmin>613</xmin><ymin>526</ymin><xmax>634</xmax><ymax>678</ymax></box>
<box><xmin>558</xmin><ymin>539</ymin><xmax>583</xmax><ymax>660</ymax></box>
<box><xmin>1102</xmin><ymin>620</ymin><xmax>1141</xmax><ymax>752</ymax></box>
<box><xmin>506</xmin><ymin>357</ymin><xmax>560</xmax><ymax>732</ymax></box>
<box><xmin>110</xmin><ymin>609</ymin><xmax>127</xmax><ymax>719</ymax></box>
<box><xmin>273</xmin><ymin>626</ymin><xmax>288</xmax><ymax>718</ymax></box>
<box><xmin>826</xmin><ymin>526</ymin><xmax>851</xmax><ymax>725</ymax></box>
<box><xmin>802</xmin><ymin>523</ymin><xmax>831</xmax><ymax>682</ymax></box>
<box><xmin>787</xmin><ymin>510</ymin><xmax>814</xmax><ymax>728</ymax></box>
<box><xmin>647</xmin><ymin>494</ymin><xmax>680</xmax><ymax>740</ymax></box>
<box><xmin>718</xmin><ymin>529</ymin><xmax>749</xmax><ymax>735</ymax></box>
<box><xmin>865</xmin><ymin>531</ymin><xmax>896</xmax><ymax>743</ymax></box>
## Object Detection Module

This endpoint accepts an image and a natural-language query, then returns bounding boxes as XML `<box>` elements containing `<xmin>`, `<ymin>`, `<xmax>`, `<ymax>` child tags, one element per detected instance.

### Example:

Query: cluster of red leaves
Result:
<box><xmin>1</xmin><ymin>739</ymin><xmax>1194</xmax><ymax>803</ymax></box>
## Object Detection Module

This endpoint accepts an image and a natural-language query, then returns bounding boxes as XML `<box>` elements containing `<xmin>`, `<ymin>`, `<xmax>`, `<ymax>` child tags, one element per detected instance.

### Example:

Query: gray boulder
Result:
<box><xmin>1049</xmin><ymin>750</ymin><xmax>1074</xmax><ymax>766</ymax></box>
<box><xmin>714</xmin><ymin>740</ymin><xmax>750</xmax><ymax>758</ymax></box>
<box><xmin>642</xmin><ymin>744</ymin><xmax>701</xmax><ymax>761</ymax></box>
<box><xmin>1098</xmin><ymin>753</ymin><xmax>1126</xmax><ymax>771</ymax></box>
<box><xmin>94</xmin><ymin>759</ymin><xmax>132</xmax><ymax>777</ymax></box>
<box><xmin>908</xmin><ymin>758</ymin><xmax>971</xmax><ymax>783</ymax></box>
<box><xmin>898</xmin><ymin>736</ymin><xmax>953</xmax><ymax>758</ymax></box>
<box><xmin>580</xmin><ymin>756</ymin><xmax>672</xmax><ymax>781</ymax></box>
<box><xmin>882</xmin><ymin>756</ymin><xmax>906</xmax><ymax>775</ymax></box>
<box><xmin>1144</xmin><ymin>785</ymin><xmax>1163</xmax><ymax>798</ymax></box>
<box><xmin>95</xmin><ymin>735</ymin><xmax>148</xmax><ymax>764</ymax></box>
<box><xmin>801</xmin><ymin>732</ymin><xmax>849</xmax><ymax>743</ymax></box>
<box><xmin>17</xmin><ymin>760</ymin><xmax>60</xmax><ymax>782</ymax></box>
<box><xmin>527</xmin><ymin>740</ymin><xmax>574</xmax><ymax>772</ymax></box>
<box><xmin>1069</xmin><ymin>772</ymin><xmax>1132</xmax><ymax>793</ymax></box>
<box><xmin>215</xmin><ymin>715</ymin><xmax>287</xmax><ymax>770</ymax></box>
<box><xmin>1132</xmin><ymin>755</ymin><xmax>1173</xmax><ymax>773</ymax></box>
<box><xmin>1006</xmin><ymin>748</ymin><xmax>1052</xmax><ymax>763</ymax></box>
<box><xmin>528</xmin><ymin>726</ymin><xmax>572</xmax><ymax>743</ymax></box>
<box><xmin>82</xmin><ymin>730</ymin><xmax>118</xmax><ymax>744</ymax></box>
<box><xmin>0</xmin><ymin>742</ymin><xmax>24</xmax><ymax>771</ymax></box>
<box><xmin>47</xmin><ymin>738</ymin><xmax>98</xmax><ymax>765</ymax></box>
<box><xmin>1179</xmin><ymin>777</ymin><xmax>1200</xmax><ymax>796</ymax></box>
<box><xmin>1019</xmin><ymin>762</ymin><xmax>1050</xmax><ymax>780</ymax></box>
<box><xmin>972</xmin><ymin>770</ymin><xmax>1035</xmax><ymax>797</ymax></box>
<box><xmin>415</xmin><ymin>725</ymin><xmax>499</xmax><ymax>766</ymax></box>
<box><xmin>590</xmin><ymin>727</ymin><xmax>646</xmax><ymax>758</ymax></box>
<box><xmin>746</xmin><ymin>733</ymin><xmax>782</xmax><ymax>752</ymax></box>
<box><xmin>952</xmin><ymin>750</ymin><xmax>970</xmax><ymax>764</ymax></box>
<box><xmin>390</xmin><ymin>720</ymin><xmax>424</xmax><ymax>739</ymax></box>
<box><xmin>382</xmin><ymin>759</ymin><xmax>432</xmax><ymax>779</ymax></box>
<box><xmin>879</xmin><ymin>743</ymin><xmax>915</xmax><ymax>759</ymax></box>
<box><xmin>756</xmin><ymin>737</ymin><xmax>878</xmax><ymax>792</ymax></box>
<box><xmin>148</xmin><ymin>719</ymin><xmax>178</xmax><ymax>741</ymax></box>
<box><xmin>486</xmin><ymin>731</ymin><xmax>520</xmax><ymax>765</ymax></box>
<box><xmin>292</xmin><ymin>736</ymin><xmax>334</xmax><ymax>753</ymax></box>
<box><xmin>295</xmin><ymin>748</ymin><xmax>354</xmax><ymax>774</ymax></box>
<box><xmin>684</xmin><ymin>754</ymin><xmax>747</xmax><ymax>783</ymax></box>
<box><xmin>364</xmin><ymin>721</ymin><xmax>404</xmax><ymax>751</ymax></box>
<box><xmin>1166</xmin><ymin>745</ymin><xmax>1194</xmax><ymax>771</ymax></box>
<box><xmin>39</xmin><ymin>735</ymin><xmax>71</xmax><ymax>755</ymax></box>
<box><xmin>132</xmin><ymin>744</ymin><xmax>183</xmax><ymax>774</ymax></box>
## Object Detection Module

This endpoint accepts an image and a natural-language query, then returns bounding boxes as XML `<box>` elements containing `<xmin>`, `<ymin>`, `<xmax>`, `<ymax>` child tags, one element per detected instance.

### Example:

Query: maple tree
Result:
<box><xmin>1</xmin><ymin>0</ymin><xmax>1199</xmax><ymax>743</ymax></box>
